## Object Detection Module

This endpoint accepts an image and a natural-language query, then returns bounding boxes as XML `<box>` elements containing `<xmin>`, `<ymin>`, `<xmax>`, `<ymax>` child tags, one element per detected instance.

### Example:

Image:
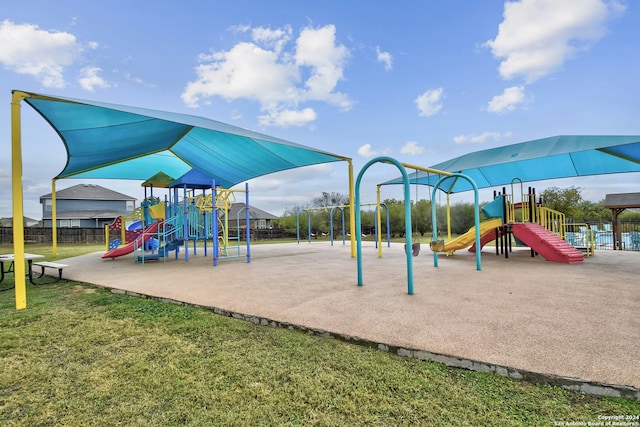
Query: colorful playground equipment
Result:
<box><xmin>102</xmin><ymin>196</ymin><xmax>172</xmax><ymax>260</ymax></box>
<box><xmin>429</xmin><ymin>181</ymin><xmax>586</xmax><ymax>264</ymax></box>
<box><xmin>103</xmin><ymin>169</ymin><xmax>251</xmax><ymax>266</ymax></box>
<box><xmin>354</xmin><ymin>157</ymin><xmax>591</xmax><ymax>296</ymax></box>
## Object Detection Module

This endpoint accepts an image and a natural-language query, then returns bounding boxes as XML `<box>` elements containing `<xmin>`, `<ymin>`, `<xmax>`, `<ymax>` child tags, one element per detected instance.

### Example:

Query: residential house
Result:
<box><xmin>0</xmin><ymin>217</ymin><xmax>40</xmax><ymax>227</ymax></box>
<box><xmin>40</xmin><ymin>184</ymin><xmax>137</xmax><ymax>228</ymax></box>
<box><xmin>227</xmin><ymin>203</ymin><xmax>279</xmax><ymax>230</ymax></box>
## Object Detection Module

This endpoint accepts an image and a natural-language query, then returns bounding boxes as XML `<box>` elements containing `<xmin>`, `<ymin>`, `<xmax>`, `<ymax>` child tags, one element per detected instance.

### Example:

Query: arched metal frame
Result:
<box><xmin>329</xmin><ymin>206</ymin><xmax>346</xmax><ymax>246</ymax></box>
<box><xmin>431</xmin><ymin>173</ymin><xmax>482</xmax><ymax>271</ymax></box>
<box><xmin>355</xmin><ymin>156</ymin><xmax>414</xmax><ymax>295</ymax></box>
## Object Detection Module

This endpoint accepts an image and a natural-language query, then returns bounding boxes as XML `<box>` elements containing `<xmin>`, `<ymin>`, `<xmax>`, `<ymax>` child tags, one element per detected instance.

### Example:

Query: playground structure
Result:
<box><xmin>350</xmin><ymin>158</ymin><xmax>595</xmax><ymax>295</ymax></box>
<box><xmin>429</xmin><ymin>180</ymin><xmax>586</xmax><ymax>264</ymax></box>
<box><xmin>102</xmin><ymin>172</ymin><xmax>251</xmax><ymax>266</ymax></box>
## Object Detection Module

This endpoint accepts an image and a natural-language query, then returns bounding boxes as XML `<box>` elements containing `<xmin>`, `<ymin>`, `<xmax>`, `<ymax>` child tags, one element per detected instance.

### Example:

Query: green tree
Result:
<box><xmin>414</xmin><ymin>199</ymin><xmax>432</xmax><ymax>236</ymax></box>
<box><xmin>580</xmin><ymin>200</ymin><xmax>611</xmax><ymax>222</ymax></box>
<box><xmin>312</xmin><ymin>191</ymin><xmax>349</xmax><ymax>208</ymax></box>
<box><xmin>382</xmin><ymin>199</ymin><xmax>405</xmax><ymax>237</ymax></box>
<box><xmin>449</xmin><ymin>202</ymin><xmax>476</xmax><ymax>234</ymax></box>
<box><xmin>540</xmin><ymin>186</ymin><xmax>584</xmax><ymax>219</ymax></box>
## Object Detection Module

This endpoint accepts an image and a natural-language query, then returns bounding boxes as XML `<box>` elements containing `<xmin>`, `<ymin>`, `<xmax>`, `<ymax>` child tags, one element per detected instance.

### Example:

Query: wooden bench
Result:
<box><xmin>31</xmin><ymin>261</ymin><xmax>69</xmax><ymax>285</ymax></box>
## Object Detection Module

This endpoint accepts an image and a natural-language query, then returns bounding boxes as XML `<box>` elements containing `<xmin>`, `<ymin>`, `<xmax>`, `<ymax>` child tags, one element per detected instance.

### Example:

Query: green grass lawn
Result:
<box><xmin>0</xmin><ymin>244</ymin><xmax>638</xmax><ymax>425</ymax></box>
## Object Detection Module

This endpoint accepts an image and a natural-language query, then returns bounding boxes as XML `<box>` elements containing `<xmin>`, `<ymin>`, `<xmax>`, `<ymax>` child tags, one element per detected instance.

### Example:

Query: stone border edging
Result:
<box><xmin>110</xmin><ymin>288</ymin><xmax>640</xmax><ymax>401</ymax></box>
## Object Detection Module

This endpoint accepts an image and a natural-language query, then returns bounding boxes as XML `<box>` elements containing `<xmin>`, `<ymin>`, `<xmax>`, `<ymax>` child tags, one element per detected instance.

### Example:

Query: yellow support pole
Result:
<box><xmin>11</xmin><ymin>90</ymin><xmax>28</xmax><ymax>310</ymax></box>
<box><xmin>400</xmin><ymin>162</ymin><xmax>453</xmax><ymax>177</ymax></box>
<box><xmin>52</xmin><ymin>179</ymin><xmax>57</xmax><ymax>257</ymax></box>
<box><xmin>347</xmin><ymin>159</ymin><xmax>356</xmax><ymax>258</ymax></box>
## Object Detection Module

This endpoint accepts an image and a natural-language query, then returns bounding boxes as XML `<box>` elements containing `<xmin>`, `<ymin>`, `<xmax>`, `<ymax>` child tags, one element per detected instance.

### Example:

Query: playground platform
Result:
<box><xmin>55</xmin><ymin>242</ymin><xmax>639</xmax><ymax>399</ymax></box>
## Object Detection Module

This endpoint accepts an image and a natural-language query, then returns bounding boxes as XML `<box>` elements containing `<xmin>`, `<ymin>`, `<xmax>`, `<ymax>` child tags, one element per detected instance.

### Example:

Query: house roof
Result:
<box><xmin>20</xmin><ymin>91</ymin><xmax>349</xmax><ymax>188</ymax></box>
<box><xmin>0</xmin><ymin>217</ymin><xmax>39</xmax><ymax>227</ymax></box>
<box><xmin>42</xmin><ymin>209</ymin><xmax>126</xmax><ymax>220</ymax></box>
<box><xmin>228</xmin><ymin>203</ymin><xmax>278</xmax><ymax>220</ymax></box>
<box><xmin>40</xmin><ymin>184</ymin><xmax>136</xmax><ymax>202</ymax></box>
<box><xmin>603</xmin><ymin>192</ymin><xmax>640</xmax><ymax>209</ymax></box>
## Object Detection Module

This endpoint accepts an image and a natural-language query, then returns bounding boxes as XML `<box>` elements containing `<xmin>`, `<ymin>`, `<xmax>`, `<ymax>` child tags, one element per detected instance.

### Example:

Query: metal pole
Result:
<box><xmin>11</xmin><ymin>90</ymin><xmax>27</xmax><ymax>309</ymax></box>
<box><xmin>245</xmin><ymin>183</ymin><xmax>250</xmax><ymax>263</ymax></box>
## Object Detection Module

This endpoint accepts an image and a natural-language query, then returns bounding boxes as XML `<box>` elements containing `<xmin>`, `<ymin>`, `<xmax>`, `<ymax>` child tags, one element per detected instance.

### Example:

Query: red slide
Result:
<box><xmin>468</xmin><ymin>227</ymin><xmax>505</xmax><ymax>252</ymax></box>
<box><xmin>102</xmin><ymin>221</ymin><xmax>163</xmax><ymax>259</ymax></box>
<box><xmin>511</xmin><ymin>223</ymin><xmax>583</xmax><ymax>264</ymax></box>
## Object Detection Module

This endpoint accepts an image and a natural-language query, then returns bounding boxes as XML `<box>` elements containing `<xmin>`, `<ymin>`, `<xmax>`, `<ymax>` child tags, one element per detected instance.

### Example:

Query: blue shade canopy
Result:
<box><xmin>20</xmin><ymin>91</ymin><xmax>349</xmax><ymax>188</ymax></box>
<box><xmin>382</xmin><ymin>135</ymin><xmax>640</xmax><ymax>193</ymax></box>
<box><xmin>170</xmin><ymin>168</ymin><xmax>217</xmax><ymax>189</ymax></box>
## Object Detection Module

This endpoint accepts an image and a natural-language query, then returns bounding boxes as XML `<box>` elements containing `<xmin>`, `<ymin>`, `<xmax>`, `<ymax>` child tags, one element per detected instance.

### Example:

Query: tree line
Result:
<box><xmin>275</xmin><ymin>188</ymin><xmax>640</xmax><ymax>237</ymax></box>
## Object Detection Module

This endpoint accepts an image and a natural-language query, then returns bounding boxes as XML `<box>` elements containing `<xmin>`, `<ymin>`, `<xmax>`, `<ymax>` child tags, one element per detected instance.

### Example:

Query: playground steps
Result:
<box><xmin>135</xmin><ymin>239</ymin><xmax>184</xmax><ymax>262</ymax></box>
<box><xmin>511</xmin><ymin>223</ymin><xmax>584</xmax><ymax>264</ymax></box>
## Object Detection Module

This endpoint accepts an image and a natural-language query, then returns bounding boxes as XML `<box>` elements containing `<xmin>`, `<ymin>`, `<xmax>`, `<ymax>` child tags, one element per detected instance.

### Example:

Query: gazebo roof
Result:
<box><xmin>604</xmin><ymin>192</ymin><xmax>640</xmax><ymax>209</ymax></box>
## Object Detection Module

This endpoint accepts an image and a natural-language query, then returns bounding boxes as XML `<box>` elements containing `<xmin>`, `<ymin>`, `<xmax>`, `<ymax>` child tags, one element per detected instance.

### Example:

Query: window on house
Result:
<box><xmin>71</xmin><ymin>220</ymin><xmax>80</xmax><ymax>228</ymax></box>
<box><xmin>257</xmin><ymin>219</ymin><xmax>267</xmax><ymax>229</ymax></box>
<box><xmin>59</xmin><ymin>219</ymin><xmax>70</xmax><ymax>228</ymax></box>
<box><xmin>126</xmin><ymin>201</ymin><xmax>134</xmax><ymax>212</ymax></box>
<box><xmin>45</xmin><ymin>199</ymin><xmax>52</xmax><ymax>212</ymax></box>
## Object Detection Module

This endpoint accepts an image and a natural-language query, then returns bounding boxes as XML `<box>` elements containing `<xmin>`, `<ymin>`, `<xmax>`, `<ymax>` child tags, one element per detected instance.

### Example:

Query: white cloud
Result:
<box><xmin>295</xmin><ymin>24</ymin><xmax>352</xmax><ymax>109</ymax></box>
<box><xmin>357</xmin><ymin>144</ymin><xmax>379</xmax><ymax>158</ymax></box>
<box><xmin>487</xmin><ymin>86</ymin><xmax>527</xmax><ymax>114</ymax></box>
<box><xmin>415</xmin><ymin>88</ymin><xmax>444</xmax><ymax>117</ymax></box>
<box><xmin>376</xmin><ymin>46</ymin><xmax>392</xmax><ymax>71</ymax></box>
<box><xmin>0</xmin><ymin>19</ymin><xmax>83</xmax><ymax>88</ymax></box>
<box><xmin>251</xmin><ymin>25</ymin><xmax>292</xmax><ymax>54</ymax></box>
<box><xmin>78</xmin><ymin>66</ymin><xmax>110</xmax><ymax>91</ymax></box>
<box><xmin>183</xmin><ymin>42</ymin><xmax>299</xmax><ymax>106</ymax></box>
<box><xmin>182</xmin><ymin>24</ymin><xmax>352</xmax><ymax>127</ymax></box>
<box><xmin>453</xmin><ymin>131</ymin><xmax>513</xmax><ymax>144</ymax></box>
<box><xmin>258</xmin><ymin>107</ymin><xmax>317</xmax><ymax>127</ymax></box>
<box><xmin>229</xmin><ymin>23</ymin><xmax>251</xmax><ymax>34</ymax></box>
<box><xmin>486</xmin><ymin>0</ymin><xmax>624</xmax><ymax>83</ymax></box>
<box><xmin>400</xmin><ymin>141</ymin><xmax>425</xmax><ymax>155</ymax></box>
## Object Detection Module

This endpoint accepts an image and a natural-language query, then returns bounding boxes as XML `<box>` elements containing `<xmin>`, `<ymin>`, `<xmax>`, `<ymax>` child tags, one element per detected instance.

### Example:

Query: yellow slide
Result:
<box><xmin>432</xmin><ymin>217</ymin><xmax>503</xmax><ymax>255</ymax></box>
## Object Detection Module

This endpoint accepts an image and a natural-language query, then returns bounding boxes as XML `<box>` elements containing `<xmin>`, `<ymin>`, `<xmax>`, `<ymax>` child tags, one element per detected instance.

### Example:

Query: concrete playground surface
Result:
<box><xmin>57</xmin><ymin>241</ymin><xmax>639</xmax><ymax>399</ymax></box>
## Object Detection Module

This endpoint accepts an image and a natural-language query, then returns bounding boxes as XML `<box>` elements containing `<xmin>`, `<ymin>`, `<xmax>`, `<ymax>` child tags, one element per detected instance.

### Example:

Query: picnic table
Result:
<box><xmin>0</xmin><ymin>253</ymin><xmax>45</xmax><ymax>289</ymax></box>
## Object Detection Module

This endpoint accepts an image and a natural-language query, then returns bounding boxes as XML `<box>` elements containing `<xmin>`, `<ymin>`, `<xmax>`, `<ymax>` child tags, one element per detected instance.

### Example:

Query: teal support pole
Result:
<box><xmin>356</xmin><ymin>156</ymin><xmax>414</xmax><ymax>295</ymax></box>
<box><xmin>245</xmin><ymin>182</ymin><xmax>251</xmax><ymax>263</ymax></box>
<box><xmin>431</xmin><ymin>173</ymin><xmax>482</xmax><ymax>271</ymax></box>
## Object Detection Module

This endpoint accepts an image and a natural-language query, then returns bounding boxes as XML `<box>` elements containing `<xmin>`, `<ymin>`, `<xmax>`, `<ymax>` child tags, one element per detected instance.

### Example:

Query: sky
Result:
<box><xmin>1</xmin><ymin>0</ymin><xmax>639</xmax><ymax>220</ymax></box>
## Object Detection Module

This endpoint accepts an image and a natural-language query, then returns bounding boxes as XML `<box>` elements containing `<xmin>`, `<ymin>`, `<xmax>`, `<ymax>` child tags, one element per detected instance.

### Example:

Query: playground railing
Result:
<box><xmin>537</xmin><ymin>206</ymin><xmax>565</xmax><ymax>238</ymax></box>
<box><xmin>134</xmin><ymin>215</ymin><xmax>183</xmax><ymax>263</ymax></box>
<box><xmin>562</xmin><ymin>222</ymin><xmax>596</xmax><ymax>256</ymax></box>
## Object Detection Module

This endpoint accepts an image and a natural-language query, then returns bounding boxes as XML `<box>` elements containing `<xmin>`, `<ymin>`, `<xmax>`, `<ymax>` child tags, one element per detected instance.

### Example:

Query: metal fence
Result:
<box><xmin>0</xmin><ymin>227</ymin><xmax>106</xmax><ymax>245</ymax></box>
<box><xmin>0</xmin><ymin>227</ymin><xmax>288</xmax><ymax>245</ymax></box>
<box><xmin>566</xmin><ymin>221</ymin><xmax>640</xmax><ymax>251</ymax></box>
